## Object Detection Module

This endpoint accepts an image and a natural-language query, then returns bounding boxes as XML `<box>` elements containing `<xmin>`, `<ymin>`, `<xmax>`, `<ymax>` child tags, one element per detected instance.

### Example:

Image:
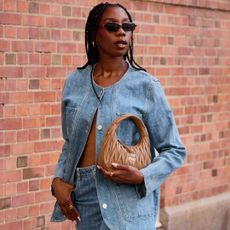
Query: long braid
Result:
<box><xmin>78</xmin><ymin>2</ymin><xmax>146</xmax><ymax>71</ymax></box>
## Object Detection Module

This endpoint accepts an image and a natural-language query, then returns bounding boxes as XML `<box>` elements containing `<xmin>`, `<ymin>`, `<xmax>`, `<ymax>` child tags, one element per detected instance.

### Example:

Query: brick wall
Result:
<box><xmin>0</xmin><ymin>0</ymin><xmax>229</xmax><ymax>229</ymax></box>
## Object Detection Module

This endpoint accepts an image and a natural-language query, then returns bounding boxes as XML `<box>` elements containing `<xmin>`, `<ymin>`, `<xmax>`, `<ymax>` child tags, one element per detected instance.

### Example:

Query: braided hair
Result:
<box><xmin>79</xmin><ymin>2</ymin><xmax>145</xmax><ymax>71</ymax></box>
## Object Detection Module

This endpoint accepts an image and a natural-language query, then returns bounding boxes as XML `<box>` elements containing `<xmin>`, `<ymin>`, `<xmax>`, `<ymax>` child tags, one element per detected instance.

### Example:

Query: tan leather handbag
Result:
<box><xmin>98</xmin><ymin>114</ymin><xmax>151</xmax><ymax>172</ymax></box>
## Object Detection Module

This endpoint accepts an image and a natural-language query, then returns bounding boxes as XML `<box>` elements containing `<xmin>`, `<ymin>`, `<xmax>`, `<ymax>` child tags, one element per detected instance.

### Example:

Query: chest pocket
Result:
<box><xmin>65</xmin><ymin>106</ymin><xmax>78</xmax><ymax>138</ymax></box>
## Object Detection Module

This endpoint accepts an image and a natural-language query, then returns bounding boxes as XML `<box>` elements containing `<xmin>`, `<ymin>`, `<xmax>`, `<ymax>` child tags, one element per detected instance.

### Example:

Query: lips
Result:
<box><xmin>114</xmin><ymin>40</ymin><xmax>128</xmax><ymax>49</ymax></box>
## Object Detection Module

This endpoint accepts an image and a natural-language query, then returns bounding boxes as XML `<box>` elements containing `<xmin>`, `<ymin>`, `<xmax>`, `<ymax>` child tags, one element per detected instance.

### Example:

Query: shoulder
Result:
<box><xmin>128</xmin><ymin>67</ymin><xmax>160</xmax><ymax>86</ymax></box>
<box><xmin>130</xmin><ymin>67</ymin><xmax>159</xmax><ymax>82</ymax></box>
<box><xmin>66</xmin><ymin>65</ymin><xmax>92</xmax><ymax>82</ymax></box>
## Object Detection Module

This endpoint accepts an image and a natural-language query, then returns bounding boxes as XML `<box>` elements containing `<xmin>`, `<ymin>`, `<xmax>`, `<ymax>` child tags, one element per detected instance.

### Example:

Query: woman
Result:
<box><xmin>51</xmin><ymin>2</ymin><xmax>186</xmax><ymax>230</ymax></box>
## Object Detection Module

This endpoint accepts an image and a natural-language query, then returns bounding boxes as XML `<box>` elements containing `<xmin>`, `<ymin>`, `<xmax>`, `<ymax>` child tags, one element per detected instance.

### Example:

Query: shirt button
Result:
<box><xmin>97</xmin><ymin>125</ymin><xmax>103</xmax><ymax>131</ymax></box>
<box><xmin>102</xmin><ymin>203</ymin><xmax>107</xmax><ymax>209</ymax></box>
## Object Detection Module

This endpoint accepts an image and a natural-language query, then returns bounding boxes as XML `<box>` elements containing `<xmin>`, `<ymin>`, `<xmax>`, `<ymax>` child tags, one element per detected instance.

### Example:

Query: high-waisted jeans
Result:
<box><xmin>73</xmin><ymin>165</ymin><xmax>110</xmax><ymax>230</ymax></box>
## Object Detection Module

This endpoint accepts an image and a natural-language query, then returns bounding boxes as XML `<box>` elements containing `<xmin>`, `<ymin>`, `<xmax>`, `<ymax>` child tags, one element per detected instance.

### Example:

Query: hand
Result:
<box><xmin>98</xmin><ymin>163</ymin><xmax>144</xmax><ymax>184</ymax></box>
<box><xmin>52</xmin><ymin>178</ymin><xmax>81</xmax><ymax>222</ymax></box>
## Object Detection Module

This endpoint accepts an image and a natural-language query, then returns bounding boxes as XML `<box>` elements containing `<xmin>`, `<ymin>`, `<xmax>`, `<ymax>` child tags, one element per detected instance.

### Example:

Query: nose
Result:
<box><xmin>116</xmin><ymin>27</ymin><xmax>126</xmax><ymax>36</ymax></box>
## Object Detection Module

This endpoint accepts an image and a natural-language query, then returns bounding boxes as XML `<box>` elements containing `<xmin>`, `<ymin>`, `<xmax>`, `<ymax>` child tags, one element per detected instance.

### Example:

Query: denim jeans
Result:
<box><xmin>74</xmin><ymin>165</ymin><xmax>110</xmax><ymax>230</ymax></box>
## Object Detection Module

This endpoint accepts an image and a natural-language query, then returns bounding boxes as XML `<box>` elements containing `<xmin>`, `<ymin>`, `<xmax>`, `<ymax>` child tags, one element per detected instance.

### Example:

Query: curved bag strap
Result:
<box><xmin>110</xmin><ymin>114</ymin><xmax>149</xmax><ymax>143</ymax></box>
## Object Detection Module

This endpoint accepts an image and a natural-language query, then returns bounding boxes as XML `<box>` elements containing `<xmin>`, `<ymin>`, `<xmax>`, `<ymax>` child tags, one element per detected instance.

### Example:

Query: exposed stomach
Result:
<box><xmin>78</xmin><ymin>114</ymin><xmax>97</xmax><ymax>167</ymax></box>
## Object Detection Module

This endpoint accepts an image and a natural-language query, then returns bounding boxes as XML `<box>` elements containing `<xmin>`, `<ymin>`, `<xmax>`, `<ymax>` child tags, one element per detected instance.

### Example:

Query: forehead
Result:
<box><xmin>100</xmin><ymin>6</ymin><xmax>130</xmax><ymax>22</ymax></box>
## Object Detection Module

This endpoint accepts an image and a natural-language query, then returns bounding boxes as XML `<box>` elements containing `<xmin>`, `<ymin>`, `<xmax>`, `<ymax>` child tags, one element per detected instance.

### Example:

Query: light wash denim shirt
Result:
<box><xmin>51</xmin><ymin>64</ymin><xmax>186</xmax><ymax>229</ymax></box>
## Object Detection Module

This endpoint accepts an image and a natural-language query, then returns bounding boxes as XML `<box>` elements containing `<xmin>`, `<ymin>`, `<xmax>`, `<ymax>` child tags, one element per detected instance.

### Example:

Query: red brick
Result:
<box><xmin>10</xmin><ymin>92</ymin><xmax>34</xmax><ymax>104</ymax></box>
<box><xmin>10</xmin><ymin>142</ymin><xmax>34</xmax><ymax>155</ymax></box>
<box><xmin>4</xmin><ymin>130</ymin><xmax>16</xmax><ymax>143</ymax></box>
<box><xmin>4</xmin><ymin>26</ymin><xmax>17</xmax><ymax>38</ymax></box>
<box><xmin>0</xmin><ymin>13</ymin><xmax>21</xmax><ymax>25</ymax></box>
<box><xmin>40</xmin><ymin>178</ymin><xmax>51</xmax><ymax>190</ymax></box>
<box><xmin>46</xmin><ymin>17</ymin><xmax>66</xmax><ymax>28</ymax></box>
<box><xmin>36</xmin><ymin>215</ymin><xmax>45</xmax><ymax>227</ymax></box>
<box><xmin>0</xmin><ymin>197</ymin><xmax>11</xmax><ymax>210</ymax></box>
<box><xmin>39</xmin><ymin>3</ymin><xmax>50</xmax><ymax>15</ymax></box>
<box><xmin>17</xmin><ymin>206</ymin><xmax>28</xmax><ymax>219</ymax></box>
<box><xmin>21</xmin><ymin>15</ymin><xmax>45</xmax><ymax>27</ymax></box>
<box><xmin>17</xmin><ymin>156</ymin><xmax>28</xmax><ymax>168</ymax></box>
<box><xmin>0</xmin><ymin>221</ymin><xmax>23</xmax><ymax>230</ymax></box>
<box><xmin>17</xmin><ymin>27</ymin><xmax>29</xmax><ymax>39</ymax></box>
<box><xmin>28</xmin><ymin>2</ymin><xmax>39</xmax><ymax>13</ymax></box>
<box><xmin>28</xmin><ymin>129</ymin><xmax>39</xmax><ymax>141</ymax></box>
<box><xmin>12</xmin><ymin>41</ymin><xmax>33</xmax><ymax>52</ymax></box>
<box><xmin>34</xmin><ymin>141</ymin><xmax>57</xmax><ymax>153</ymax></box>
<box><xmin>35</xmin><ymin>42</ymin><xmax>56</xmax><ymax>53</ymax></box>
<box><xmin>23</xmin><ymin>167</ymin><xmax>44</xmax><ymax>180</ymax></box>
<box><xmin>46</xmin><ymin>117</ymin><xmax>61</xmax><ymax>127</ymax></box>
<box><xmin>40</xmin><ymin>202</ymin><xmax>53</xmax><ymax>214</ymax></box>
<box><xmin>34</xmin><ymin>92</ymin><xmax>56</xmax><ymax>102</ymax></box>
<box><xmin>29</xmin><ymin>204</ymin><xmax>40</xmax><ymax>217</ymax></box>
<box><xmin>35</xmin><ymin>191</ymin><xmax>52</xmax><ymax>203</ymax></box>
<box><xmin>0</xmin><ymin>40</ymin><xmax>10</xmax><ymax>52</ymax></box>
<box><xmin>57</xmin><ymin>43</ymin><xmax>77</xmax><ymax>53</ymax></box>
<box><xmin>29</xmin><ymin>180</ymin><xmax>39</xmax><ymax>192</ymax></box>
<box><xmin>17</xmin><ymin>1</ymin><xmax>29</xmax><ymax>13</ymax></box>
<box><xmin>5</xmin><ymin>157</ymin><xmax>17</xmax><ymax>170</ymax></box>
<box><xmin>29</xmin><ymin>53</ymin><xmax>39</xmax><ymax>65</ymax></box>
<box><xmin>17</xmin><ymin>181</ymin><xmax>28</xmax><ymax>194</ymax></box>
<box><xmin>23</xmin><ymin>117</ymin><xmax>45</xmax><ymax>129</ymax></box>
<box><xmin>1</xmin><ymin>118</ymin><xmax>22</xmax><ymax>130</ymax></box>
<box><xmin>0</xmin><ymin>145</ymin><xmax>10</xmax><ymax>157</ymax></box>
<box><xmin>1</xmin><ymin>170</ymin><xmax>21</xmax><ymax>183</ymax></box>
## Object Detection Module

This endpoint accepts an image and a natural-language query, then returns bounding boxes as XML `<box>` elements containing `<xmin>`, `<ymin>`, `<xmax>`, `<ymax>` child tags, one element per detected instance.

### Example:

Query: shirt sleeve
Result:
<box><xmin>54</xmin><ymin>141</ymin><xmax>70</xmax><ymax>178</ymax></box>
<box><xmin>136</xmin><ymin>78</ymin><xmax>186</xmax><ymax>198</ymax></box>
<box><xmin>53</xmin><ymin>77</ymin><xmax>70</xmax><ymax>179</ymax></box>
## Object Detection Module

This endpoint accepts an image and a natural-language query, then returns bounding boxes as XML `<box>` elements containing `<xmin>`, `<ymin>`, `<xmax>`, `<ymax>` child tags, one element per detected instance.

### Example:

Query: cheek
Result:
<box><xmin>126</xmin><ymin>33</ymin><xmax>132</xmax><ymax>44</ymax></box>
<box><xmin>95</xmin><ymin>32</ymin><xmax>110</xmax><ymax>47</ymax></box>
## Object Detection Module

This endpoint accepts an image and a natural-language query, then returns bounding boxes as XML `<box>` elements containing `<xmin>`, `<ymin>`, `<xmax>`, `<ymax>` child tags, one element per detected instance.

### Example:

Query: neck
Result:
<box><xmin>93</xmin><ymin>57</ymin><xmax>128</xmax><ymax>87</ymax></box>
<box><xmin>97</xmin><ymin>57</ymin><xmax>127</xmax><ymax>73</ymax></box>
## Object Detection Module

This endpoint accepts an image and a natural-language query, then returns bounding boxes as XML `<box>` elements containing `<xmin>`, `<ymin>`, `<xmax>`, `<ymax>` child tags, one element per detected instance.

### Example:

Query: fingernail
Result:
<box><xmin>97</xmin><ymin>165</ymin><xmax>101</xmax><ymax>169</ymax></box>
<box><xmin>112</xmin><ymin>163</ymin><xmax>118</xmax><ymax>167</ymax></box>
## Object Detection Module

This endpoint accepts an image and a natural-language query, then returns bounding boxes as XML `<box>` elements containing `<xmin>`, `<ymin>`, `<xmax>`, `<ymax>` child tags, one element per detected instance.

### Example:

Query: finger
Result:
<box><xmin>65</xmin><ymin>206</ymin><xmax>81</xmax><ymax>221</ymax></box>
<box><xmin>103</xmin><ymin>170</ymin><xmax>114</xmax><ymax>178</ymax></box>
<box><xmin>98</xmin><ymin>165</ymin><xmax>111</xmax><ymax>175</ymax></box>
<box><xmin>61</xmin><ymin>202</ymin><xmax>79</xmax><ymax>220</ymax></box>
<box><xmin>67</xmin><ymin>210</ymin><xmax>80</xmax><ymax>221</ymax></box>
<box><xmin>112</xmin><ymin>163</ymin><xmax>131</xmax><ymax>170</ymax></box>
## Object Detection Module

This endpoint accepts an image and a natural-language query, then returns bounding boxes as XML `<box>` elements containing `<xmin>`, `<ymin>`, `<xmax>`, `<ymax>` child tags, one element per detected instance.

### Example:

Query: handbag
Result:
<box><xmin>98</xmin><ymin>114</ymin><xmax>151</xmax><ymax>172</ymax></box>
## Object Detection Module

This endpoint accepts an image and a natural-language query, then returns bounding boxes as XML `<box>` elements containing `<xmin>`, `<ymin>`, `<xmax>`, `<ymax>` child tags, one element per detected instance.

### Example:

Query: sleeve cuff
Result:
<box><xmin>135</xmin><ymin>180</ymin><xmax>147</xmax><ymax>198</ymax></box>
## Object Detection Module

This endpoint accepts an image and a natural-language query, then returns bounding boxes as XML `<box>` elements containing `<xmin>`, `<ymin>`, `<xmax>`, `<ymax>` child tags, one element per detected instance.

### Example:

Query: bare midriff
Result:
<box><xmin>78</xmin><ymin>114</ymin><xmax>97</xmax><ymax>167</ymax></box>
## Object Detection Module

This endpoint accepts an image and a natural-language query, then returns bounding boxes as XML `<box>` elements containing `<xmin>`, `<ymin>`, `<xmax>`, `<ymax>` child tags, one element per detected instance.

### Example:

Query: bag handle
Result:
<box><xmin>107</xmin><ymin>114</ymin><xmax>149</xmax><ymax>146</ymax></box>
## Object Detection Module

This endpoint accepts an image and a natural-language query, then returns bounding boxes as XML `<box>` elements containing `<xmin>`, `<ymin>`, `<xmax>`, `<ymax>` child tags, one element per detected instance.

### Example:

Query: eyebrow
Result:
<box><xmin>103</xmin><ymin>17</ymin><xmax>130</xmax><ymax>22</ymax></box>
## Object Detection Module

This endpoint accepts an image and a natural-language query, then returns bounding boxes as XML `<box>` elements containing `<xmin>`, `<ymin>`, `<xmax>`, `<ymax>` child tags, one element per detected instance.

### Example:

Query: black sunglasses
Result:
<box><xmin>103</xmin><ymin>22</ymin><xmax>136</xmax><ymax>32</ymax></box>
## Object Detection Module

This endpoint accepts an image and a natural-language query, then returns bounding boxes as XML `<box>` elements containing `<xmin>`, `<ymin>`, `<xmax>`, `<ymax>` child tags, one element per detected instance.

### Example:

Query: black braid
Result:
<box><xmin>78</xmin><ymin>2</ymin><xmax>145</xmax><ymax>71</ymax></box>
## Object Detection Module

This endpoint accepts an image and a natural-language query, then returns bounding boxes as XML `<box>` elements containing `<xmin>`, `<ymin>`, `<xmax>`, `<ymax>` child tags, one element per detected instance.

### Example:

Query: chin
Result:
<box><xmin>112</xmin><ymin>50</ymin><xmax>128</xmax><ymax>57</ymax></box>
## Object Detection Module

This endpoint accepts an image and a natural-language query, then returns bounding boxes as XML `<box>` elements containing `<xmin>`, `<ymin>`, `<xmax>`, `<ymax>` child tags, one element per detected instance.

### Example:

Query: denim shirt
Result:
<box><xmin>51</xmin><ymin>64</ymin><xmax>186</xmax><ymax>229</ymax></box>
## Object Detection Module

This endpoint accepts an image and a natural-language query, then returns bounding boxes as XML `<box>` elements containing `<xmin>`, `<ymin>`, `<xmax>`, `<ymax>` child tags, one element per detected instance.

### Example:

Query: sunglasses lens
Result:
<box><xmin>122</xmin><ymin>23</ymin><xmax>136</xmax><ymax>32</ymax></box>
<box><xmin>104</xmin><ymin>23</ymin><xmax>120</xmax><ymax>32</ymax></box>
<box><xmin>104</xmin><ymin>22</ymin><xmax>136</xmax><ymax>32</ymax></box>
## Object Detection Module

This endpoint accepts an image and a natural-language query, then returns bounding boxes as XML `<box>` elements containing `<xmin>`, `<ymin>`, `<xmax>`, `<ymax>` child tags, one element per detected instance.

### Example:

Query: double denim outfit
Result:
<box><xmin>51</xmin><ymin>64</ymin><xmax>186</xmax><ymax>229</ymax></box>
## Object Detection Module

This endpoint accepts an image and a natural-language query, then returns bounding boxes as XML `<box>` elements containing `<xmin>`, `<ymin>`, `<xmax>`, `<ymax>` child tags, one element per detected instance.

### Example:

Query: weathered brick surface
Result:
<box><xmin>0</xmin><ymin>0</ymin><xmax>229</xmax><ymax>229</ymax></box>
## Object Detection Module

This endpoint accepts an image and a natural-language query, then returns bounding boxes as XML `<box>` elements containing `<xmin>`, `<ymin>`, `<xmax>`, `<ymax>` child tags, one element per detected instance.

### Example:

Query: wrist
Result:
<box><xmin>51</xmin><ymin>177</ymin><xmax>62</xmax><ymax>196</ymax></box>
<box><xmin>137</xmin><ymin>172</ymin><xmax>144</xmax><ymax>184</ymax></box>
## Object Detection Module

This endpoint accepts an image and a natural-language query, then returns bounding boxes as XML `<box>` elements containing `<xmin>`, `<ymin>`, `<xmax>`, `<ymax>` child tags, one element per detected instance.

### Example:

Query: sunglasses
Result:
<box><xmin>103</xmin><ymin>22</ymin><xmax>136</xmax><ymax>32</ymax></box>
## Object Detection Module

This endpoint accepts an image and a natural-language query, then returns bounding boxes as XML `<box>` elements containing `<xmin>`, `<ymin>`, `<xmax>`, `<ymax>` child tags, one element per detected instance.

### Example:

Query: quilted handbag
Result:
<box><xmin>98</xmin><ymin>114</ymin><xmax>151</xmax><ymax>172</ymax></box>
